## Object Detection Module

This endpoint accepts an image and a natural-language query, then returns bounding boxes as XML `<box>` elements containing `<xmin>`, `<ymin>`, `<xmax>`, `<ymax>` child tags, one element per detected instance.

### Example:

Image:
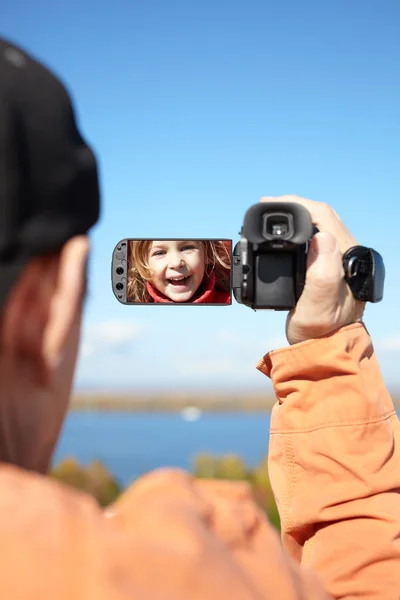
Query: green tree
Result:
<box><xmin>51</xmin><ymin>457</ymin><xmax>87</xmax><ymax>490</ymax></box>
<box><xmin>191</xmin><ymin>452</ymin><xmax>280</xmax><ymax>531</ymax></box>
<box><xmin>50</xmin><ymin>457</ymin><xmax>122</xmax><ymax>507</ymax></box>
<box><xmin>193</xmin><ymin>453</ymin><xmax>219</xmax><ymax>478</ymax></box>
<box><xmin>215</xmin><ymin>454</ymin><xmax>249</xmax><ymax>480</ymax></box>
<box><xmin>85</xmin><ymin>460</ymin><xmax>122</xmax><ymax>507</ymax></box>
<box><xmin>250</xmin><ymin>457</ymin><xmax>280</xmax><ymax>530</ymax></box>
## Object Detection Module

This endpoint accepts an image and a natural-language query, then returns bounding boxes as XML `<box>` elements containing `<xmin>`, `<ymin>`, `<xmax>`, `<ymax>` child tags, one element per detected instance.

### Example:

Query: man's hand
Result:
<box><xmin>260</xmin><ymin>195</ymin><xmax>365</xmax><ymax>345</ymax></box>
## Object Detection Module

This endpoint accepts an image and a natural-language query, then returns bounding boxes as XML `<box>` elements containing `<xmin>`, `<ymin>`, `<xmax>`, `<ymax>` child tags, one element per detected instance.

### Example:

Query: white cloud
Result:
<box><xmin>262</xmin><ymin>334</ymin><xmax>288</xmax><ymax>350</ymax></box>
<box><xmin>376</xmin><ymin>335</ymin><xmax>400</xmax><ymax>352</ymax></box>
<box><xmin>215</xmin><ymin>329</ymin><xmax>242</xmax><ymax>344</ymax></box>
<box><xmin>215</xmin><ymin>328</ymin><xmax>287</xmax><ymax>353</ymax></box>
<box><xmin>80</xmin><ymin>319</ymin><xmax>145</xmax><ymax>358</ymax></box>
<box><xmin>184</xmin><ymin>358</ymin><xmax>244</xmax><ymax>375</ymax></box>
<box><xmin>217</xmin><ymin>329</ymin><xmax>400</xmax><ymax>356</ymax></box>
<box><xmin>75</xmin><ymin>321</ymin><xmax>285</xmax><ymax>390</ymax></box>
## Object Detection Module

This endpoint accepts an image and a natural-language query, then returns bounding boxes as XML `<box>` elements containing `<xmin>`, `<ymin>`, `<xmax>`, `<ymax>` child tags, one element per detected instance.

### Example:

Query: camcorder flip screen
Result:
<box><xmin>112</xmin><ymin>239</ymin><xmax>232</xmax><ymax>305</ymax></box>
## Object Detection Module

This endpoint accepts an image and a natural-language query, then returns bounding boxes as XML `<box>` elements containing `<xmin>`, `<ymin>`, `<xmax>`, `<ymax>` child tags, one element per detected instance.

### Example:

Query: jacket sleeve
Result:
<box><xmin>256</xmin><ymin>323</ymin><xmax>400</xmax><ymax>599</ymax></box>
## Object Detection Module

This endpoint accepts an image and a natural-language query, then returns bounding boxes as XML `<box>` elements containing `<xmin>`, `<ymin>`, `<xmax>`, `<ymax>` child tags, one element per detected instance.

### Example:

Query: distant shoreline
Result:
<box><xmin>70</xmin><ymin>393</ymin><xmax>278</xmax><ymax>412</ymax></box>
<box><xmin>70</xmin><ymin>393</ymin><xmax>400</xmax><ymax>412</ymax></box>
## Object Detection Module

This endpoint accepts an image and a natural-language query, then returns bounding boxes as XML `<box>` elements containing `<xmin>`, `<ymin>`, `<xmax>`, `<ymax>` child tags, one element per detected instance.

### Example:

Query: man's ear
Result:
<box><xmin>1</xmin><ymin>236</ymin><xmax>89</xmax><ymax>386</ymax></box>
<box><xmin>42</xmin><ymin>236</ymin><xmax>90</xmax><ymax>370</ymax></box>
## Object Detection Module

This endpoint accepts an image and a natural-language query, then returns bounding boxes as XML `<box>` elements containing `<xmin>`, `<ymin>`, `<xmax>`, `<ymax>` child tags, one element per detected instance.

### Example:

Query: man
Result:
<box><xmin>0</xmin><ymin>38</ymin><xmax>399</xmax><ymax>599</ymax></box>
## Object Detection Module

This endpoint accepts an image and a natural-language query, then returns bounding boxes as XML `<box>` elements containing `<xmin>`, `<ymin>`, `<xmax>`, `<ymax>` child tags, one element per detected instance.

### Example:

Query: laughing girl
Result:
<box><xmin>127</xmin><ymin>240</ymin><xmax>231</xmax><ymax>303</ymax></box>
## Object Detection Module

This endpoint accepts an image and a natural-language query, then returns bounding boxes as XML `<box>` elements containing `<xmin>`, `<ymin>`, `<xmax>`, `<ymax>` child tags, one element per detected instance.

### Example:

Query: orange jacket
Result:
<box><xmin>0</xmin><ymin>323</ymin><xmax>399</xmax><ymax>599</ymax></box>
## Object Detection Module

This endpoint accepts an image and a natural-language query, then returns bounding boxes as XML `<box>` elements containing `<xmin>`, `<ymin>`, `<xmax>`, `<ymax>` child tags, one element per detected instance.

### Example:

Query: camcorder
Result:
<box><xmin>111</xmin><ymin>202</ymin><xmax>385</xmax><ymax>309</ymax></box>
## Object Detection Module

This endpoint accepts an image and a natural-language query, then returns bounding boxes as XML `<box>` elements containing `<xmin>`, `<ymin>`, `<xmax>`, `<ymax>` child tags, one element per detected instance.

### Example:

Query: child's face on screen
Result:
<box><xmin>147</xmin><ymin>240</ymin><xmax>206</xmax><ymax>302</ymax></box>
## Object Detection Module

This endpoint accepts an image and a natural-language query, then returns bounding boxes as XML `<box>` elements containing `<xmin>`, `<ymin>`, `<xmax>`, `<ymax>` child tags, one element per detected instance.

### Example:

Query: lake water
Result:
<box><xmin>52</xmin><ymin>412</ymin><xmax>272</xmax><ymax>487</ymax></box>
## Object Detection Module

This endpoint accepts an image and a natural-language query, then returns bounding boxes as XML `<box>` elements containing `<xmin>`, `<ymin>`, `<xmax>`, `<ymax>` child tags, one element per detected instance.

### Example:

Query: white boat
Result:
<box><xmin>180</xmin><ymin>406</ymin><xmax>202</xmax><ymax>421</ymax></box>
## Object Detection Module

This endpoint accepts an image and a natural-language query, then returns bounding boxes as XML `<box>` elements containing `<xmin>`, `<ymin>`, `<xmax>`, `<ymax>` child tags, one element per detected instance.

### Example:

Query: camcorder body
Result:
<box><xmin>232</xmin><ymin>202</ymin><xmax>385</xmax><ymax>310</ymax></box>
<box><xmin>232</xmin><ymin>202</ymin><xmax>314</xmax><ymax>310</ymax></box>
<box><xmin>111</xmin><ymin>202</ymin><xmax>385</xmax><ymax>308</ymax></box>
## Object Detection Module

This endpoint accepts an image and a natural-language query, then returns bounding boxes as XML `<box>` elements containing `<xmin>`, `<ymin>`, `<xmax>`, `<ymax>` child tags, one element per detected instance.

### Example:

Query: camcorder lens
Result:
<box><xmin>263</xmin><ymin>213</ymin><xmax>293</xmax><ymax>239</ymax></box>
<box><xmin>271</xmin><ymin>222</ymin><xmax>288</xmax><ymax>236</ymax></box>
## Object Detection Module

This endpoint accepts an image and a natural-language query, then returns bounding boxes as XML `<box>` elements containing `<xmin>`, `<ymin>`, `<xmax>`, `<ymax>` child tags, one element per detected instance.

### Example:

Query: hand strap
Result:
<box><xmin>342</xmin><ymin>246</ymin><xmax>385</xmax><ymax>303</ymax></box>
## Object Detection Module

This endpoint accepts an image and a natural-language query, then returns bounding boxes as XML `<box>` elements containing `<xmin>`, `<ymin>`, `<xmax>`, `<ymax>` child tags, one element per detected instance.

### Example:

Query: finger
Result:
<box><xmin>260</xmin><ymin>195</ymin><xmax>319</xmax><ymax>217</ymax></box>
<box><xmin>297</xmin><ymin>231</ymin><xmax>343</xmax><ymax>316</ymax></box>
<box><xmin>260</xmin><ymin>195</ymin><xmax>358</xmax><ymax>252</ymax></box>
<box><xmin>260</xmin><ymin>195</ymin><xmax>336</xmax><ymax>229</ymax></box>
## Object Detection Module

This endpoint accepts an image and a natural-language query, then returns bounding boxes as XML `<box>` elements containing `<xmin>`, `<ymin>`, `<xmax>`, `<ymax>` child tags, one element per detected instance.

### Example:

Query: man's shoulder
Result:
<box><xmin>0</xmin><ymin>465</ymin><xmax>134</xmax><ymax>598</ymax></box>
<box><xmin>0</xmin><ymin>463</ymin><xmax>102</xmax><ymax>529</ymax></box>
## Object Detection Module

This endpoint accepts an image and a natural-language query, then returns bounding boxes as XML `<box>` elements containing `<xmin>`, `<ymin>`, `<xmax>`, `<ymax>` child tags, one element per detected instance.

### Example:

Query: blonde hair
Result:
<box><xmin>127</xmin><ymin>240</ymin><xmax>231</xmax><ymax>302</ymax></box>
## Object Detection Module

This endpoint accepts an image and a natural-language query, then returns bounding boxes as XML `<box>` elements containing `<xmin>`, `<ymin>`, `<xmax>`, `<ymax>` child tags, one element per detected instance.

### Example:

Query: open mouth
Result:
<box><xmin>166</xmin><ymin>275</ymin><xmax>191</xmax><ymax>287</ymax></box>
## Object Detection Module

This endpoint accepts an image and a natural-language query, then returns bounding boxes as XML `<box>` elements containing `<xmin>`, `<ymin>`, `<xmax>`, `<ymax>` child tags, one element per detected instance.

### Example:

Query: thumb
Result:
<box><xmin>299</xmin><ymin>231</ymin><xmax>343</xmax><ymax>309</ymax></box>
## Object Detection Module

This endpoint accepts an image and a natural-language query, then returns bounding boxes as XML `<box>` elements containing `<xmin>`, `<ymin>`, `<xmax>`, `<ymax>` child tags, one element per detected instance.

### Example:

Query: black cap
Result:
<box><xmin>0</xmin><ymin>38</ymin><xmax>100</xmax><ymax>309</ymax></box>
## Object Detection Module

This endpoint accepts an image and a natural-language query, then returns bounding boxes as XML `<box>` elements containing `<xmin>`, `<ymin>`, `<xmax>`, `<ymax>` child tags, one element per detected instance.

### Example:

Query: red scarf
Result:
<box><xmin>146</xmin><ymin>271</ymin><xmax>230</xmax><ymax>304</ymax></box>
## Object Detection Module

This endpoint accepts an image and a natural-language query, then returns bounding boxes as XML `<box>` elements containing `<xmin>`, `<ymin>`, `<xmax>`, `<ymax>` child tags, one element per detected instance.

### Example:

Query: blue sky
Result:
<box><xmin>2</xmin><ymin>0</ymin><xmax>399</xmax><ymax>393</ymax></box>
